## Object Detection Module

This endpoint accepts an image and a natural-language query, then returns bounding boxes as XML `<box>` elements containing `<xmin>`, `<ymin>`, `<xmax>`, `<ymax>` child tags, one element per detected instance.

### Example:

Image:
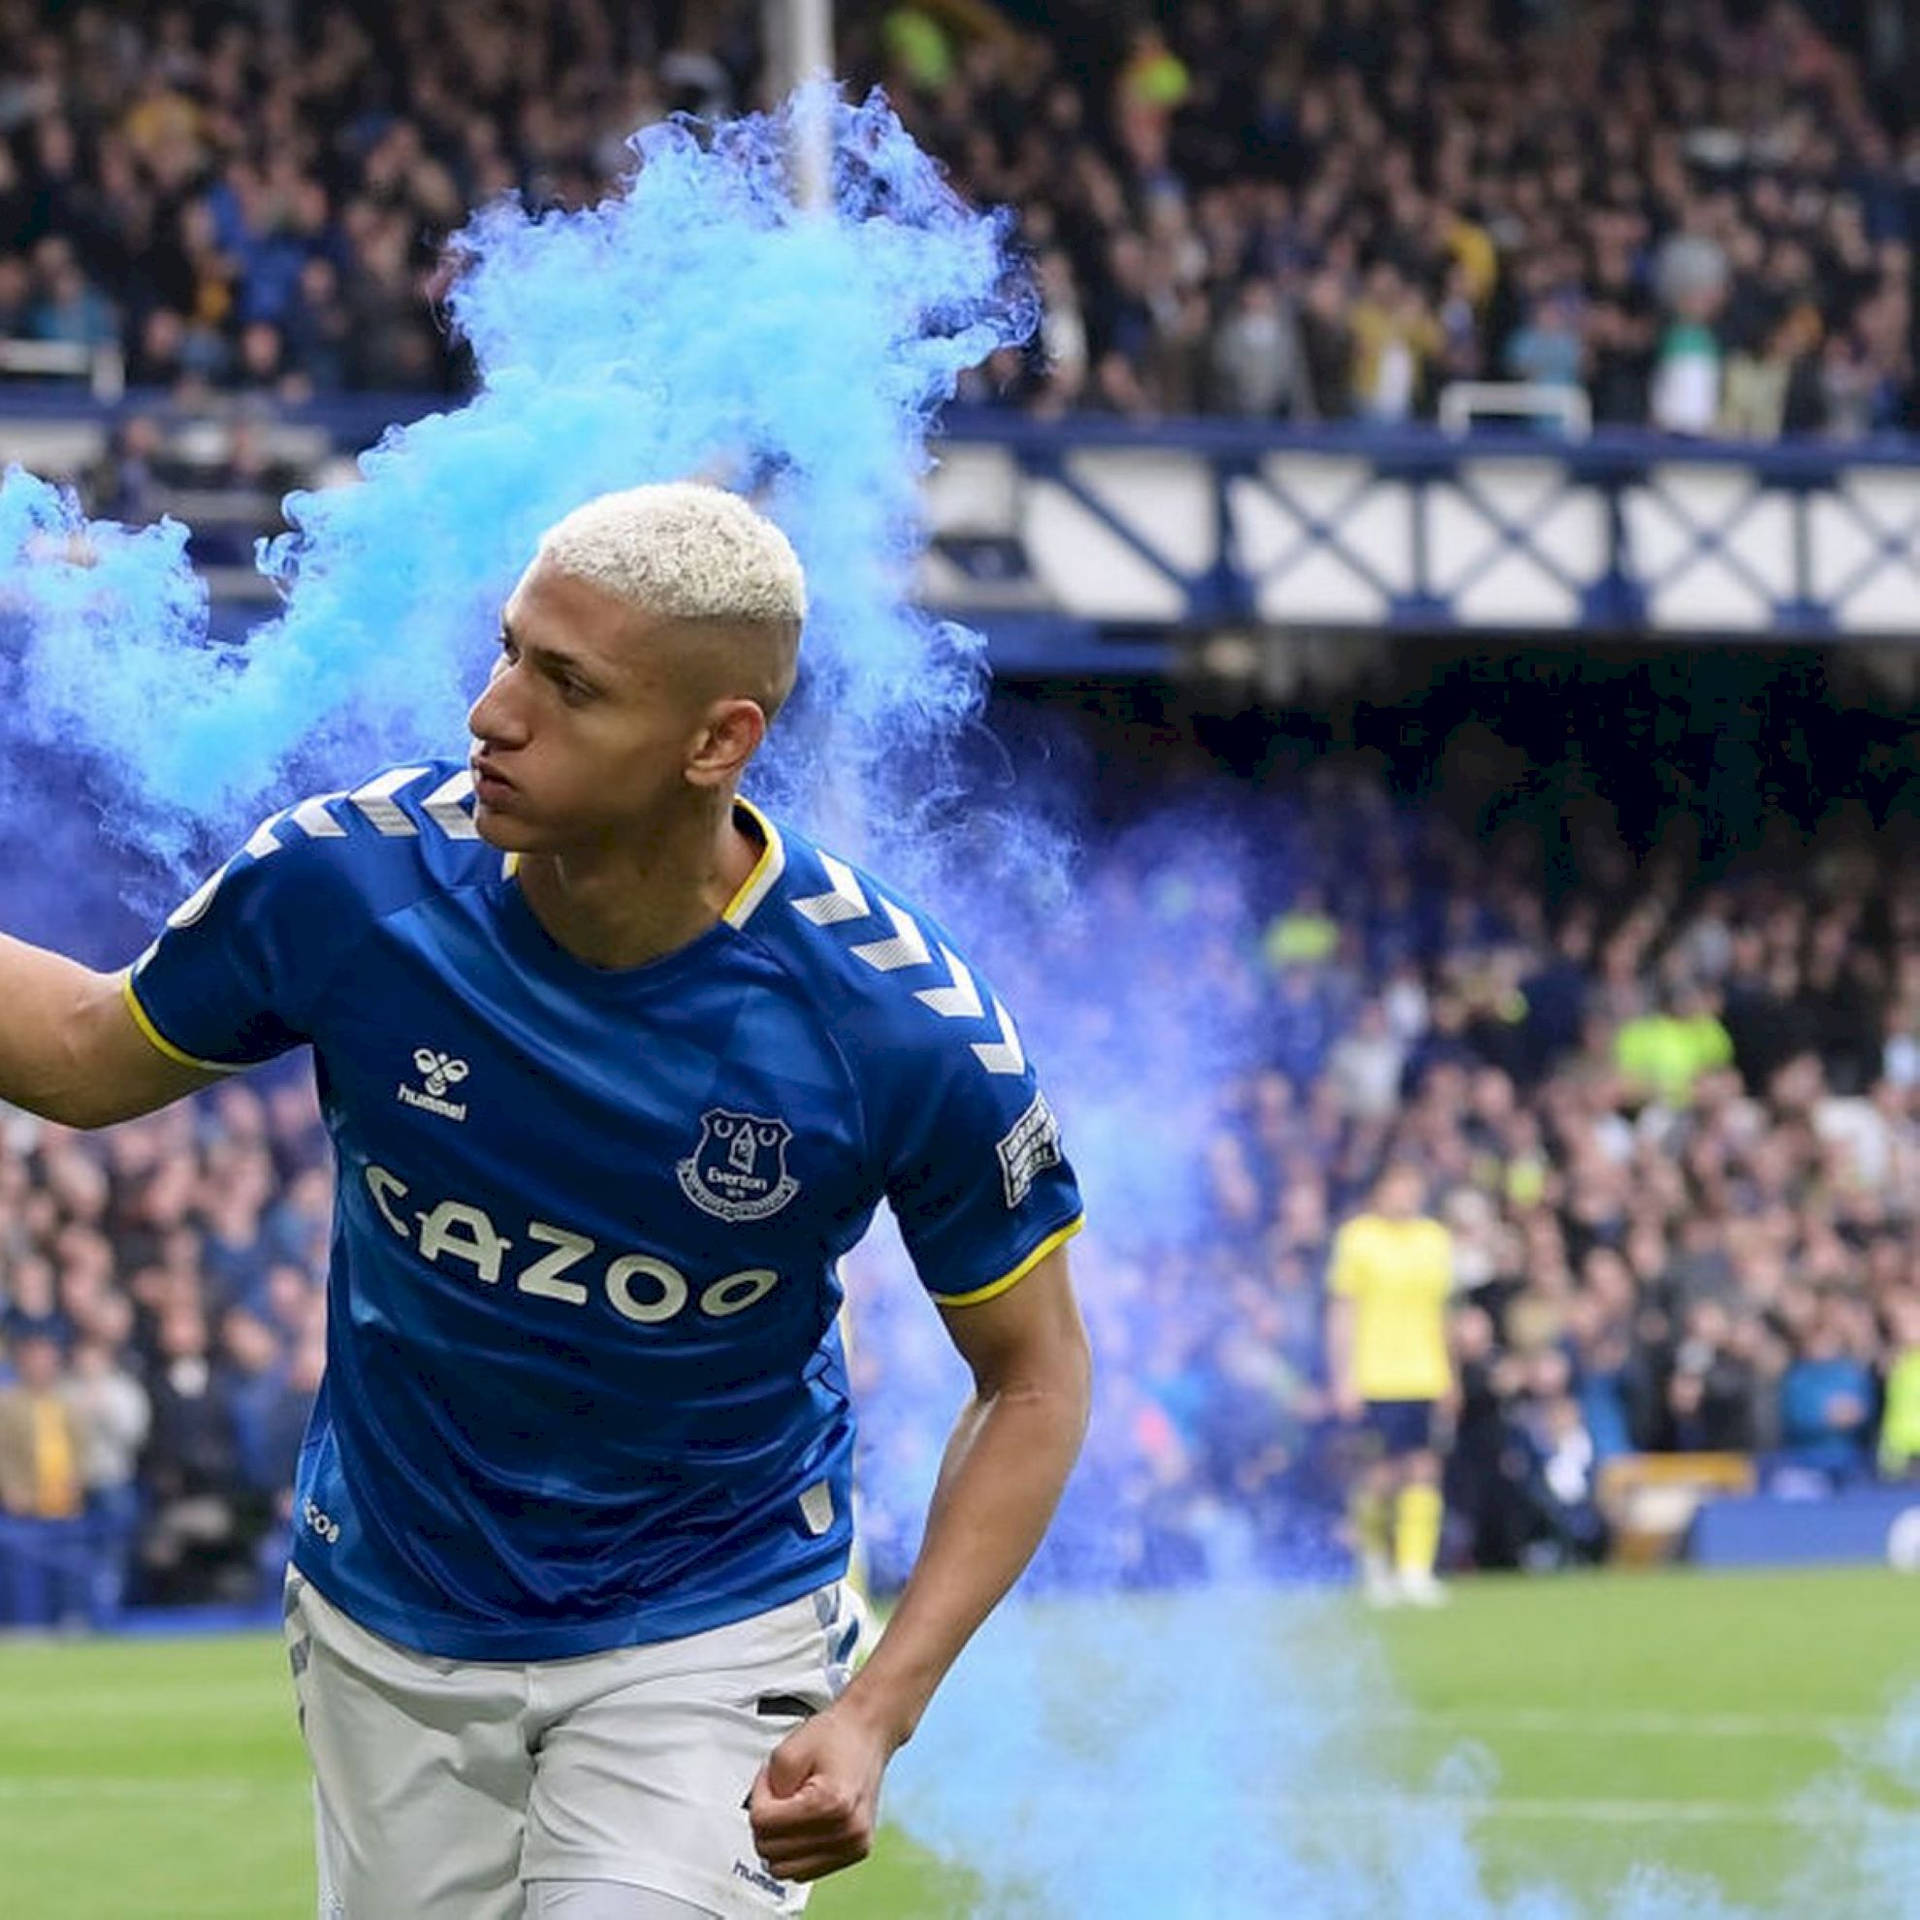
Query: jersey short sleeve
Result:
<box><xmin>879</xmin><ymin>1001</ymin><xmax>1084</xmax><ymax>1308</ymax></box>
<box><xmin>126</xmin><ymin>804</ymin><xmax>364</xmax><ymax>1070</ymax></box>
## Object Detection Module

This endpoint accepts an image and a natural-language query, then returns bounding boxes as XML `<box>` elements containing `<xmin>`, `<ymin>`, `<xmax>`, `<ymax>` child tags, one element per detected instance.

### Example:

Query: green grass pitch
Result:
<box><xmin>1</xmin><ymin>1568</ymin><xmax>1916</xmax><ymax>1918</ymax></box>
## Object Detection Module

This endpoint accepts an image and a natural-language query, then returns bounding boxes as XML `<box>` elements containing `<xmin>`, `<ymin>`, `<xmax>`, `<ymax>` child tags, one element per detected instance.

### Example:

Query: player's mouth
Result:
<box><xmin>470</xmin><ymin>758</ymin><xmax>517</xmax><ymax>805</ymax></box>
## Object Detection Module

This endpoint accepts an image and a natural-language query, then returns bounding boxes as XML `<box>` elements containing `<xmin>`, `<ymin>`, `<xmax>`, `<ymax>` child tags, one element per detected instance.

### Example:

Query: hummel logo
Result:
<box><xmin>397</xmin><ymin>1048</ymin><xmax>470</xmax><ymax>1122</ymax></box>
<box><xmin>413</xmin><ymin>1048</ymin><xmax>468</xmax><ymax>1097</ymax></box>
<box><xmin>731</xmin><ymin>1860</ymin><xmax>788</xmax><ymax>1898</ymax></box>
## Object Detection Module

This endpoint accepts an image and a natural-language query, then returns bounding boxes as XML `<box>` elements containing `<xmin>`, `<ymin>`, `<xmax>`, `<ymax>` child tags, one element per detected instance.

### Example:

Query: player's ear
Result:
<box><xmin>685</xmin><ymin>696</ymin><xmax>767</xmax><ymax>789</ymax></box>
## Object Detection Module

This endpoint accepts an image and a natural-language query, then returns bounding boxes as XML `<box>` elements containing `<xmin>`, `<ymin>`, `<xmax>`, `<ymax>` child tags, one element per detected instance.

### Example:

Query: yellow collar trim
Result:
<box><xmin>722</xmin><ymin>797</ymin><xmax>785</xmax><ymax>928</ymax></box>
<box><xmin>502</xmin><ymin>799</ymin><xmax>785</xmax><ymax>930</ymax></box>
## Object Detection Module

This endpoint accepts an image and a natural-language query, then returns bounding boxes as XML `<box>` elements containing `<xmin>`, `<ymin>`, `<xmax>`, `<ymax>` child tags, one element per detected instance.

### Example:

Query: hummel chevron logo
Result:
<box><xmin>972</xmin><ymin>997</ymin><xmax>1026</xmax><ymax>1076</ymax></box>
<box><xmin>850</xmin><ymin>898</ymin><xmax>931</xmax><ymax>973</ymax></box>
<box><xmin>349</xmin><ymin>766</ymin><xmax>432</xmax><ymax>835</ymax></box>
<box><xmin>243</xmin><ymin>810</ymin><xmax>294</xmax><ymax>859</ymax></box>
<box><xmin>790</xmin><ymin>858</ymin><xmax>1029</xmax><ymax>1076</ymax></box>
<box><xmin>165</xmin><ymin>767</ymin><xmax>481</xmax><ymax>929</ymax></box>
<box><xmin>421</xmin><ymin>770</ymin><xmax>483</xmax><ymax>840</ymax></box>
<box><xmin>791</xmin><ymin>854</ymin><xmax>870</xmax><ymax>926</ymax></box>
<box><xmin>914</xmin><ymin>944</ymin><xmax>983</xmax><ymax>1020</ymax></box>
<box><xmin>264</xmin><ymin>769</ymin><xmax>481</xmax><ymax>855</ymax></box>
<box><xmin>289</xmin><ymin>793</ymin><xmax>348</xmax><ymax>838</ymax></box>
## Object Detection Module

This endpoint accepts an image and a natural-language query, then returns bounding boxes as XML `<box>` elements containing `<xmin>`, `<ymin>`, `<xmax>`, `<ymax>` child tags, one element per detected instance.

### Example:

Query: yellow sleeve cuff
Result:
<box><xmin>930</xmin><ymin>1214</ymin><xmax>1085</xmax><ymax>1308</ymax></box>
<box><xmin>120</xmin><ymin>972</ymin><xmax>244</xmax><ymax>1076</ymax></box>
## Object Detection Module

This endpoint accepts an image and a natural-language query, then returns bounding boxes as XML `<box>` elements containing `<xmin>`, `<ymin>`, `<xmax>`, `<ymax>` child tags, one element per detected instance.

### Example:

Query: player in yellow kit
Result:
<box><xmin>1327</xmin><ymin>1163</ymin><xmax>1457</xmax><ymax>1607</ymax></box>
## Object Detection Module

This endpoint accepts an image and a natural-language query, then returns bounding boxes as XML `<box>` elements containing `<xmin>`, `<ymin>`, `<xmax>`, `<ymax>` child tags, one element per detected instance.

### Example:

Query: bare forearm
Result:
<box><xmin>840</xmin><ymin>1371</ymin><xmax>1088</xmax><ymax>1750</ymax></box>
<box><xmin>0</xmin><ymin>932</ymin><xmax>109</xmax><ymax>1122</ymax></box>
<box><xmin>0</xmin><ymin>933</ymin><xmax>209</xmax><ymax>1127</ymax></box>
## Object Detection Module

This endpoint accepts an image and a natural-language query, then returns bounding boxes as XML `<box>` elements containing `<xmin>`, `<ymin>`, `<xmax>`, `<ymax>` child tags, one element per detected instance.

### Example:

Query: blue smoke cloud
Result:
<box><xmin>1783</xmin><ymin>1687</ymin><xmax>1920</xmax><ymax>1915</ymax></box>
<box><xmin>855</xmin><ymin>810</ymin><xmax>1748</xmax><ymax>1916</ymax></box>
<box><xmin>887</xmin><ymin>1588</ymin><xmax>1768</xmax><ymax>1920</ymax></box>
<box><xmin>0</xmin><ymin>87</ymin><xmax>1031</xmax><ymax>879</ymax></box>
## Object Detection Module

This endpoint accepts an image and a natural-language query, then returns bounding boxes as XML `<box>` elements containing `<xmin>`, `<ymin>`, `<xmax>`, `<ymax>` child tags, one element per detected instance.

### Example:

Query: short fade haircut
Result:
<box><xmin>537</xmin><ymin>483</ymin><xmax>808</xmax><ymax>629</ymax></box>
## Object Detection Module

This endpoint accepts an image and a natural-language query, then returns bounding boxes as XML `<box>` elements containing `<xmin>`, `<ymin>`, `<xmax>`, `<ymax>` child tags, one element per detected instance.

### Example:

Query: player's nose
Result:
<box><xmin>467</xmin><ymin>668</ymin><xmax>529</xmax><ymax>749</ymax></box>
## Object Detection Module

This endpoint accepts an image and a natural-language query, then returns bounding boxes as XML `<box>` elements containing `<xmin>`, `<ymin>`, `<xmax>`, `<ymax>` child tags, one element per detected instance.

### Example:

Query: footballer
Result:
<box><xmin>1327</xmin><ymin>1161</ymin><xmax>1455</xmax><ymax>1607</ymax></box>
<box><xmin>0</xmin><ymin>484</ymin><xmax>1092</xmax><ymax>1918</ymax></box>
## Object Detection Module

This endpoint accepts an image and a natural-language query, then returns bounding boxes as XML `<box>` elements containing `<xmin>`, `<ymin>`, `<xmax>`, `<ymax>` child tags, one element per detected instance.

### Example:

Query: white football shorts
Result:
<box><xmin>283</xmin><ymin>1570</ymin><xmax>867</xmax><ymax>1920</ymax></box>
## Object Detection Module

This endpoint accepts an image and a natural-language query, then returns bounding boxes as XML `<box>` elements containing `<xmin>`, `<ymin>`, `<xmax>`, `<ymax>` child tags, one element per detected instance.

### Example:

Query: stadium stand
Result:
<box><xmin>2</xmin><ymin>0</ymin><xmax>1919</xmax><ymax>1620</ymax></box>
<box><xmin>874</xmin><ymin>0</ymin><xmax>1918</xmax><ymax>433</ymax></box>
<box><xmin>0</xmin><ymin>1</ymin><xmax>1910</xmax><ymax>434</ymax></box>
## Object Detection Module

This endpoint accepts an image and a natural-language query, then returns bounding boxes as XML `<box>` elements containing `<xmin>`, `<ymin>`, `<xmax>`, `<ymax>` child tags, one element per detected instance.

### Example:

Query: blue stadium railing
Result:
<box><xmin>3</xmin><ymin>388</ymin><xmax>1919</xmax><ymax>670</ymax></box>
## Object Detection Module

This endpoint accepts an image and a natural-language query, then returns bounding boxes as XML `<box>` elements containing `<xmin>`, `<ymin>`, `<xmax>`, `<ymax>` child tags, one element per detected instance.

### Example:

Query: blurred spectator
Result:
<box><xmin>136</xmin><ymin>1303</ymin><xmax>247</xmax><ymax>1604</ymax></box>
<box><xmin>64</xmin><ymin>1320</ymin><xmax>150</xmax><ymax>1626</ymax></box>
<box><xmin>1719</xmin><ymin>303</ymin><xmax>1826</xmax><ymax>440</ymax></box>
<box><xmin>1615</xmin><ymin>983</ymin><xmax>1735</xmax><ymax>1109</ymax></box>
<box><xmin>1211</xmin><ymin>276</ymin><xmax>1313</xmax><ymax>419</ymax></box>
<box><xmin>1264</xmin><ymin>887</ymin><xmax>1340</xmax><ymax>968</ymax></box>
<box><xmin>1879</xmin><ymin>1297</ymin><xmax>1920</xmax><ymax>1479</ymax></box>
<box><xmin>1504</xmin><ymin>291</ymin><xmax>1586</xmax><ymax>393</ymax></box>
<box><xmin>1650</xmin><ymin>304</ymin><xmax>1726</xmax><ymax>435</ymax></box>
<box><xmin>1347</xmin><ymin>262</ymin><xmax>1443</xmax><ymax>423</ymax></box>
<box><xmin>0</xmin><ymin>1331</ymin><xmax>89</xmax><ymax>1625</ymax></box>
<box><xmin>24</xmin><ymin>234</ymin><xmax>115</xmax><ymax>349</ymax></box>
<box><xmin>1776</xmin><ymin>1298</ymin><xmax>1876</xmax><ymax>1486</ymax></box>
<box><xmin>1514</xmin><ymin>1382</ymin><xmax>1608</xmax><ymax>1568</ymax></box>
<box><xmin>1326</xmin><ymin>1000</ymin><xmax>1407</xmax><ymax>1123</ymax></box>
<box><xmin>83</xmin><ymin>413</ymin><xmax>165</xmax><ymax>522</ymax></box>
<box><xmin>0</xmin><ymin>250</ymin><xmax>31</xmax><ymax>336</ymax></box>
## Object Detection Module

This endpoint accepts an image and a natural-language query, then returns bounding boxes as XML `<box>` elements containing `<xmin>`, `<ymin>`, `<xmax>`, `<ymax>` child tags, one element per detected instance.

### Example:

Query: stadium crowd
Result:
<box><xmin>875</xmin><ymin>654</ymin><xmax>1920</xmax><ymax>1592</ymax></box>
<box><xmin>0</xmin><ymin>1073</ymin><xmax>330</xmax><ymax>1623</ymax></box>
<box><xmin>904</xmin><ymin>0</ymin><xmax>1920</xmax><ymax>435</ymax></box>
<box><xmin>0</xmin><ymin>0</ymin><xmax>1914</xmax><ymax>437</ymax></box>
<box><xmin>5</xmin><ymin>662</ymin><xmax>1918</xmax><ymax>1618</ymax></box>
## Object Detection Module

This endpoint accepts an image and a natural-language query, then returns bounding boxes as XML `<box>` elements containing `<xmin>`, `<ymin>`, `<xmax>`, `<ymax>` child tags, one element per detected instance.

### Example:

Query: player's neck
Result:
<box><xmin>514</xmin><ymin>792</ymin><xmax>761</xmax><ymax>970</ymax></box>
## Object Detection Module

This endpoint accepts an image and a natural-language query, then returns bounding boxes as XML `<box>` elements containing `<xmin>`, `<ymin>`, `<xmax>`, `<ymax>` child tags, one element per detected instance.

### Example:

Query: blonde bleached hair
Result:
<box><xmin>537</xmin><ymin>483</ymin><xmax>808</xmax><ymax>629</ymax></box>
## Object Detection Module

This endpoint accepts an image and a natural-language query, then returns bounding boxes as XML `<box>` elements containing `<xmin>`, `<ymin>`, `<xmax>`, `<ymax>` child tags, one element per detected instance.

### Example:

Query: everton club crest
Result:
<box><xmin>677</xmin><ymin>1109</ymin><xmax>801</xmax><ymax>1223</ymax></box>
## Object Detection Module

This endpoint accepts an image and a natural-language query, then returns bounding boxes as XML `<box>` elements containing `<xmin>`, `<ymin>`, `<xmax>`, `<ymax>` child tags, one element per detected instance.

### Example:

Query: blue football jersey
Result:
<box><xmin>126</xmin><ymin>761</ymin><xmax>1083</xmax><ymax>1660</ymax></box>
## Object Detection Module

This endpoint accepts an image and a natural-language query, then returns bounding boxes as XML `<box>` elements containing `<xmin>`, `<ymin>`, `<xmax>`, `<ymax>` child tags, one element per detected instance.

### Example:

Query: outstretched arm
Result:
<box><xmin>749</xmin><ymin>1243</ymin><xmax>1091</xmax><ymax>1882</ymax></box>
<box><xmin>0</xmin><ymin>932</ymin><xmax>221</xmax><ymax>1127</ymax></box>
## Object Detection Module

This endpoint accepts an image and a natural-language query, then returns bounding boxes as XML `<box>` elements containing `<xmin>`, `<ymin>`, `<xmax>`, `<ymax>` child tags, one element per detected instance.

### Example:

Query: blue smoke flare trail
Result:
<box><xmin>0</xmin><ymin>86</ymin><xmax>1030</xmax><ymax>887</ymax></box>
<box><xmin>1783</xmin><ymin>1687</ymin><xmax>1920</xmax><ymax>1915</ymax></box>
<box><xmin>888</xmin><ymin>1586</ymin><xmax>1765</xmax><ymax>1920</ymax></box>
<box><xmin>866</xmin><ymin>807</ymin><xmax>1761</xmax><ymax>1918</ymax></box>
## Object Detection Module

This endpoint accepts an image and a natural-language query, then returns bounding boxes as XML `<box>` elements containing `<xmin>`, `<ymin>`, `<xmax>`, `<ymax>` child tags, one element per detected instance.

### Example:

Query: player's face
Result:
<box><xmin>466</xmin><ymin>559</ymin><xmax>717</xmax><ymax>851</ymax></box>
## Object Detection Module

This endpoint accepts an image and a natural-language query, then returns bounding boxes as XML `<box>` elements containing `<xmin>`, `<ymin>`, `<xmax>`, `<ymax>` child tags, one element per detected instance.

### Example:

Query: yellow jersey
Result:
<box><xmin>1329</xmin><ymin>1213</ymin><xmax>1454</xmax><ymax>1401</ymax></box>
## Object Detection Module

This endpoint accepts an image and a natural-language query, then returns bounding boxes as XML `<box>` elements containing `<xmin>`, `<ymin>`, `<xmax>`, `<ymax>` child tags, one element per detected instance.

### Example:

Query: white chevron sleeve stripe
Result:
<box><xmin>849</xmin><ymin>898</ymin><xmax>932</xmax><ymax>974</ymax></box>
<box><xmin>289</xmin><ymin>793</ymin><xmax>347</xmax><ymax>838</ymax></box>
<box><xmin>241</xmin><ymin>811</ymin><xmax>289</xmax><ymax>860</ymax></box>
<box><xmin>970</xmin><ymin>996</ymin><xmax>1027</xmax><ymax>1076</ymax></box>
<box><xmin>914</xmin><ymin>944</ymin><xmax>985</xmax><ymax>1020</ymax></box>
<box><xmin>421</xmin><ymin>769</ymin><xmax>482</xmax><ymax>840</ymax></box>
<box><xmin>793</xmin><ymin>850</ymin><xmax>1032</xmax><ymax>1081</ymax></box>
<box><xmin>791</xmin><ymin>853</ymin><xmax>870</xmax><ymax>926</ymax></box>
<box><xmin>348</xmin><ymin>766</ymin><xmax>430</xmax><ymax>835</ymax></box>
